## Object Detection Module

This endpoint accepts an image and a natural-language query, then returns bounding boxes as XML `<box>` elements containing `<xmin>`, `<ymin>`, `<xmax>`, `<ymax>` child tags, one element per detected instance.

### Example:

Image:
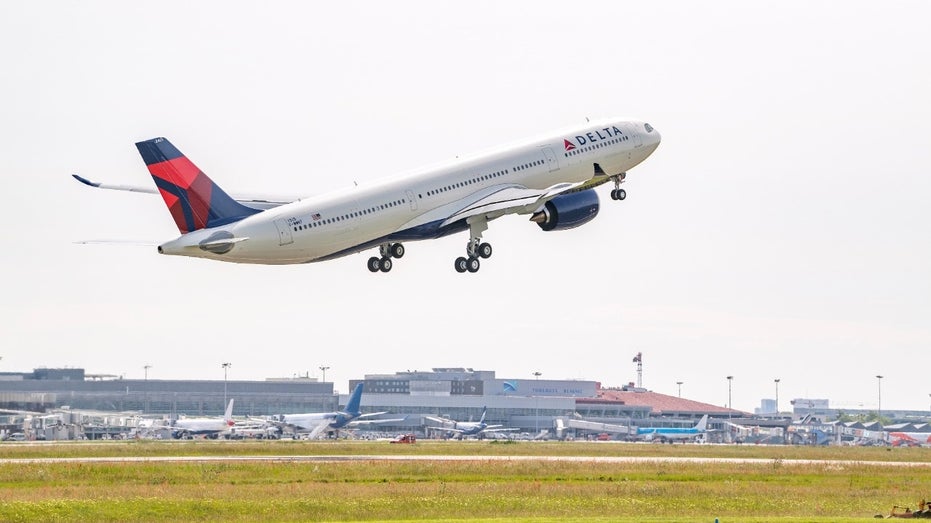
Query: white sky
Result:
<box><xmin>1</xmin><ymin>1</ymin><xmax>929</xmax><ymax>413</ymax></box>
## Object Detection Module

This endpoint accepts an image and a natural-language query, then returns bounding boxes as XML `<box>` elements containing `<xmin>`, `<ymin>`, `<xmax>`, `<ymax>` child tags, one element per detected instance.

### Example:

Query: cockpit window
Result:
<box><xmin>644</xmin><ymin>123</ymin><xmax>654</xmax><ymax>133</ymax></box>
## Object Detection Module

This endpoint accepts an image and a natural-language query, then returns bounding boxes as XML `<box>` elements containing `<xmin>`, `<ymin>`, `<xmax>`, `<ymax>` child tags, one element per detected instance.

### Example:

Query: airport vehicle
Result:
<box><xmin>277</xmin><ymin>383</ymin><xmax>404</xmax><ymax>439</ymax></box>
<box><xmin>888</xmin><ymin>431</ymin><xmax>931</xmax><ymax>447</ymax></box>
<box><xmin>171</xmin><ymin>399</ymin><xmax>235</xmax><ymax>439</ymax></box>
<box><xmin>390</xmin><ymin>434</ymin><xmax>416</xmax><ymax>444</ymax></box>
<box><xmin>73</xmin><ymin>118</ymin><xmax>660</xmax><ymax>273</ymax></box>
<box><xmin>635</xmin><ymin>415</ymin><xmax>709</xmax><ymax>443</ymax></box>
<box><xmin>425</xmin><ymin>406</ymin><xmax>518</xmax><ymax>439</ymax></box>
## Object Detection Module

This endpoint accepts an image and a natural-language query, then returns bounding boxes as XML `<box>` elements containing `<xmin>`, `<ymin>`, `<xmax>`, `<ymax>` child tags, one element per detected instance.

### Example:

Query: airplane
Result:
<box><xmin>424</xmin><ymin>406</ymin><xmax>518</xmax><ymax>439</ymax></box>
<box><xmin>73</xmin><ymin>118</ymin><xmax>660</xmax><ymax>273</ymax></box>
<box><xmin>634</xmin><ymin>415</ymin><xmax>709</xmax><ymax>443</ymax></box>
<box><xmin>277</xmin><ymin>383</ymin><xmax>404</xmax><ymax>439</ymax></box>
<box><xmin>171</xmin><ymin>399</ymin><xmax>235</xmax><ymax>439</ymax></box>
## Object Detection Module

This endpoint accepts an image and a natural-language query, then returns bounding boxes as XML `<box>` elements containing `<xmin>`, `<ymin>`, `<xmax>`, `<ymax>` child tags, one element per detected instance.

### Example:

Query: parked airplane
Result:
<box><xmin>73</xmin><ymin>118</ymin><xmax>660</xmax><ymax>273</ymax></box>
<box><xmin>277</xmin><ymin>383</ymin><xmax>403</xmax><ymax>438</ymax></box>
<box><xmin>635</xmin><ymin>415</ymin><xmax>709</xmax><ymax>443</ymax></box>
<box><xmin>424</xmin><ymin>406</ymin><xmax>518</xmax><ymax>439</ymax></box>
<box><xmin>172</xmin><ymin>399</ymin><xmax>235</xmax><ymax>439</ymax></box>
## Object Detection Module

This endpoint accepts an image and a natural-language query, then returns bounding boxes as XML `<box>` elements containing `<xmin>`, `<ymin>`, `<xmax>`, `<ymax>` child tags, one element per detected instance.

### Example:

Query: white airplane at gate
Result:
<box><xmin>74</xmin><ymin>118</ymin><xmax>660</xmax><ymax>272</ymax></box>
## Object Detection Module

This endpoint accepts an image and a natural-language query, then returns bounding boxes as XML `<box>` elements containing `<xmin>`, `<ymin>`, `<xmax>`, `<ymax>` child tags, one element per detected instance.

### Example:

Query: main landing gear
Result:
<box><xmin>454</xmin><ymin>216</ymin><xmax>491</xmax><ymax>274</ymax></box>
<box><xmin>609</xmin><ymin>172</ymin><xmax>627</xmax><ymax>201</ymax></box>
<box><xmin>454</xmin><ymin>239</ymin><xmax>492</xmax><ymax>273</ymax></box>
<box><xmin>367</xmin><ymin>242</ymin><xmax>404</xmax><ymax>273</ymax></box>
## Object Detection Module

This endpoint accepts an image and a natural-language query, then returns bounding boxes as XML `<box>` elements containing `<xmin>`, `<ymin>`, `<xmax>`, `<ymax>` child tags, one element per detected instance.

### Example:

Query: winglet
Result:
<box><xmin>72</xmin><ymin>174</ymin><xmax>100</xmax><ymax>187</ymax></box>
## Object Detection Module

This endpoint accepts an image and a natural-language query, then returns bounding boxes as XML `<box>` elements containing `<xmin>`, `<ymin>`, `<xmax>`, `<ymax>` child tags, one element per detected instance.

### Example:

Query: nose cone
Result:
<box><xmin>642</xmin><ymin>123</ymin><xmax>661</xmax><ymax>155</ymax></box>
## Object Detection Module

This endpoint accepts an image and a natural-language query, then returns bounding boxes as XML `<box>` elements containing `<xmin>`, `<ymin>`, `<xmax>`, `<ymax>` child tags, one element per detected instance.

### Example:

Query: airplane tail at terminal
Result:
<box><xmin>344</xmin><ymin>383</ymin><xmax>364</xmax><ymax>415</ymax></box>
<box><xmin>478</xmin><ymin>407</ymin><xmax>487</xmax><ymax>424</ymax></box>
<box><xmin>135</xmin><ymin>137</ymin><xmax>260</xmax><ymax>234</ymax></box>
<box><xmin>694</xmin><ymin>415</ymin><xmax>708</xmax><ymax>432</ymax></box>
<box><xmin>223</xmin><ymin>399</ymin><xmax>235</xmax><ymax>425</ymax></box>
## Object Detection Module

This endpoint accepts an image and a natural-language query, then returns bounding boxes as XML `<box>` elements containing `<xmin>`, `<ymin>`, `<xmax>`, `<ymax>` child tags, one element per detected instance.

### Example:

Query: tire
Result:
<box><xmin>390</xmin><ymin>243</ymin><xmax>405</xmax><ymax>259</ymax></box>
<box><xmin>454</xmin><ymin>257</ymin><xmax>468</xmax><ymax>273</ymax></box>
<box><xmin>610</xmin><ymin>189</ymin><xmax>618</xmax><ymax>200</ymax></box>
<box><xmin>478</xmin><ymin>242</ymin><xmax>492</xmax><ymax>259</ymax></box>
<box><xmin>367</xmin><ymin>257</ymin><xmax>381</xmax><ymax>272</ymax></box>
<box><xmin>379</xmin><ymin>257</ymin><xmax>393</xmax><ymax>272</ymax></box>
<box><xmin>617</xmin><ymin>189</ymin><xmax>626</xmax><ymax>200</ymax></box>
<box><xmin>466</xmin><ymin>257</ymin><xmax>480</xmax><ymax>273</ymax></box>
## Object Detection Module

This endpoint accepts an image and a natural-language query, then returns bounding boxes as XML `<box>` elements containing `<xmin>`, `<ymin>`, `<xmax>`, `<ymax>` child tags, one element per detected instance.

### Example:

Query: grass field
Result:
<box><xmin>0</xmin><ymin>440</ymin><xmax>928</xmax><ymax>522</ymax></box>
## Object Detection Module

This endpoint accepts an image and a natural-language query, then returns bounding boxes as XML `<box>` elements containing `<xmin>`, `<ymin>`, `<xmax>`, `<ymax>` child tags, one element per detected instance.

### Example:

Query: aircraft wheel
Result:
<box><xmin>455</xmin><ymin>257</ymin><xmax>468</xmax><ymax>273</ymax></box>
<box><xmin>617</xmin><ymin>189</ymin><xmax>626</xmax><ymax>200</ymax></box>
<box><xmin>610</xmin><ymin>189</ymin><xmax>618</xmax><ymax>200</ymax></box>
<box><xmin>466</xmin><ymin>257</ymin><xmax>480</xmax><ymax>273</ymax></box>
<box><xmin>379</xmin><ymin>257</ymin><xmax>393</xmax><ymax>272</ymax></box>
<box><xmin>477</xmin><ymin>242</ymin><xmax>492</xmax><ymax>259</ymax></box>
<box><xmin>390</xmin><ymin>243</ymin><xmax>405</xmax><ymax>259</ymax></box>
<box><xmin>367</xmin><ymin>257</ymin><xmax>381</xmax><ymax>272</ymax></box>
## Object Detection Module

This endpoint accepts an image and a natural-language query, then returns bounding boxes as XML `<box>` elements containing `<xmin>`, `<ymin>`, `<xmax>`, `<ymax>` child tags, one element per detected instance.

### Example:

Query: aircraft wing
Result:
<box><xmin>347</xmin><ymin>417</ymin><xmax>406</xmax><ymax>427</ymax></box>
<box><xmin>424</xmin><ymin>416</ymin><xmax>452</xmax><ymax>425</ymax></box>
<box><xmin>482</xmin><ymin>427</ymin><xmax>520</xmax><ymax>433</ymax></box>
<box><xmin>72</xmin><ymin>174</ymin><xmax>295</xmax><ymax>210</ymax></box>
<box><xmin>438</xmin><ymin>181</ymin><xmax>589</xmax><ymax>228</ymax></box>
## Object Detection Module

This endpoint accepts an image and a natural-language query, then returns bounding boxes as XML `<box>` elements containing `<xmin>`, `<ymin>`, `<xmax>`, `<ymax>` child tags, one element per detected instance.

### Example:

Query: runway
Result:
<box><xmin>2</xmin><ymin>454</ymin><xmax>930</xmax><ymax>467</ymax></box>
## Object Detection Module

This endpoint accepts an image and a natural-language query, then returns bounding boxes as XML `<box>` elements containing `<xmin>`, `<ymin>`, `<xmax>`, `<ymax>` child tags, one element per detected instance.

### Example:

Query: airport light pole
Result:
<box><xmin>319</xmin><ymin>366</ymin><xmax>330</xmax><ymax>384</ymax></box>
<box><xmin>143</xmin><ymin>365</ymin><xmax>151</xmax><ymax>414</ymax></box>
<box><xmin>726</xmin><ymin>376</ymin><xmax>733</xmax><ymax>412</ymax></box>
<box><xmin>676</xmin><ymin>381</ymin><xmax>683</xmax><ymax>398</ymax></box>
<box><xmin>774</xmin><ymin>378</ymin><xmax>780</xmax><ymax>415</ymax></box>
<box><xmin>222</xmin><ymin>362</ymin><xmax>232</xmax><ymax>413</ymax></box>
<box><xmin>875</xmin><ymin>375</ymin><xmax>883</xmax><ymax>421</ymax></box>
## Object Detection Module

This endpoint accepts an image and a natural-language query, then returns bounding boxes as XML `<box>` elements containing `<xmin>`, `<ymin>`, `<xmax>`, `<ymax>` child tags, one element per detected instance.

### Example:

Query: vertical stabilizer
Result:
<box><xmin>694</xmin><ymin>415</ymin><xmax>708</xmax><ymax>431</ymax></box>
<box><xmin>344</xmin><ymin>383</ymin><xmax>364</xmax><ymax>415</ymax></box>
<box><xmin>135</xmin><ymin>137</ymin><xmax>259</xmax><ymax>233</ymax></box>
<box><xmin>479</xmin><ymin>406</ymin><xmax>487</xmax><ymax>424</ymax></box>
<box><xmin>224</xmin><ymin>398</ymin><xmax>235</xmax><ymax>425</ymax></box>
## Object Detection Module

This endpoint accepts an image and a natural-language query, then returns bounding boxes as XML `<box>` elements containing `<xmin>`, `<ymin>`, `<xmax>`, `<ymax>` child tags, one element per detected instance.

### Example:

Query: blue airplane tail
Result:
<box><xmin>479</xmin><ymin>406</ymin><xmax>487</xmax><ymax>424</ymax></box>
<box><xmin>344</xmin><ymin>383</ymin><xmax>364</xmax><ymax>415</ymax></box>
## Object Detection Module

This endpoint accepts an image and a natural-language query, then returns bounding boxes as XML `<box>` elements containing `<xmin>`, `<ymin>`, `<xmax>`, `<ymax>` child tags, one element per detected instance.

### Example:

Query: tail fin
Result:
<box><xmin>344</xmin><ymin>383</ymin><xmax>364</xmax><ymax>415</ymax></box>
<box><xmin>135</xmin><ymin>138</ymin><xmax>259</xmax><ymax>234</ymax></box>
<box><xmin>479</xmin><ymin>406</ymin><xmax>487</xmax><ymax>424</ymax></box>
<box><xmin>694</xmin><ymin>414</ymin><xmax>708</xmax><ymax>431</ymax></box>
<box><xmin>224</xmin><ymin>399</ymin><xmax>235</xmax><ymax>425</ymax></box>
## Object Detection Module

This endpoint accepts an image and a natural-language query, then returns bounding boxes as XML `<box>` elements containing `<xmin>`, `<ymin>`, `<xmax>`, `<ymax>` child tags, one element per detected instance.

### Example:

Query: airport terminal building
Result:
<box><xmin>1</xmin><ymin>367</ymin><xmax>737</xmax><ymax>436</ymax></box>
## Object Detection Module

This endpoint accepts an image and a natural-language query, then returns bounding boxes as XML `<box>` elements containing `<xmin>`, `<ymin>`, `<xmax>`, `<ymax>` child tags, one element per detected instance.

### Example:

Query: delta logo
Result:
<box><xmin>565</xmin><ymin>126</ymin><xmax>626</xmax><ymax>149</ymax></box>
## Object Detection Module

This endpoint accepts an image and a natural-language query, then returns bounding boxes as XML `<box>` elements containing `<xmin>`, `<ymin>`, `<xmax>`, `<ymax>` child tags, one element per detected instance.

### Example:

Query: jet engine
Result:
<box><xmin>530</xmin><ymin>189</ymin><xmax>600</xmax><ymax>231</ymax></box>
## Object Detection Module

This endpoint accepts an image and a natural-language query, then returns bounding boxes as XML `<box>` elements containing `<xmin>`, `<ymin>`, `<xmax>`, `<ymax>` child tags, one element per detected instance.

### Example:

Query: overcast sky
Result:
<box><xmin>1</xmin><ymin>1</ymin><xmax>929</xmax><ymax>413</ymax></box>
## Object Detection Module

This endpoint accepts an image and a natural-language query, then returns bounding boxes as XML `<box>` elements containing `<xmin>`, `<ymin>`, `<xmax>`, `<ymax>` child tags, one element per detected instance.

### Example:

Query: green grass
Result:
<box><xmin>0</xmin><ymin>441</ymin><xmax>928</xmax><ymax>521</ymax></box>
<box><xmin>1</xmin><ymin>439</ymin><xmax>929</xmax><ymax>462</ymax></box>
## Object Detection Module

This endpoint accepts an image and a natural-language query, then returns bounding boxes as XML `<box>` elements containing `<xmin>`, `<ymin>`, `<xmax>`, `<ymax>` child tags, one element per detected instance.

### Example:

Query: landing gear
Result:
<box><xmin>455</xmin><ymin>217</ymin><xmax>491</xmax><ymax>273</ymax></box>
<box><xmin>610</xmin><ymin>173</ymin><xmax>627</xmax><ymax>201</ymax></box>
<box><xmin>367</xmin><ymin>243</ymin><xmax>404</xmax><ymax>273</ymax></box>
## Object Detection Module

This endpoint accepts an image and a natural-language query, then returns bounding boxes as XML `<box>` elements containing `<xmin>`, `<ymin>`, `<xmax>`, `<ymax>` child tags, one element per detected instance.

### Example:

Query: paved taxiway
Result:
<box><xmin>2</xmin><ymin>455</ymin><xmax>930</xmax><ymax>467</ymax></box>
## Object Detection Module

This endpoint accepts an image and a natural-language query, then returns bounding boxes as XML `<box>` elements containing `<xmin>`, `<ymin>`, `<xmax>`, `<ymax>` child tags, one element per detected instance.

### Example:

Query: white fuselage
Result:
<box><xmin>158</xmin><ymin>118</ymin><xmax>660</xmax><ymax>264</ymax></box>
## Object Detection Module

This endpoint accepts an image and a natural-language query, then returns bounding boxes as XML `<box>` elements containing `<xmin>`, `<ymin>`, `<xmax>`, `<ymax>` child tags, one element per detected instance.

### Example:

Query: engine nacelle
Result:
<box><xmin>531</xmin><ymin>189</ymin><xmax>600</xmax><ymax>231</ymax></box>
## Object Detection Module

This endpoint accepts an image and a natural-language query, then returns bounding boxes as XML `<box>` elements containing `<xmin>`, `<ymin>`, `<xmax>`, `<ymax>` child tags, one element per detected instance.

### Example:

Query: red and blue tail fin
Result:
<box><xmin>135</xmin><ymin>138</ymin><xmax>259</xmax><ymax>234</ymax></box>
